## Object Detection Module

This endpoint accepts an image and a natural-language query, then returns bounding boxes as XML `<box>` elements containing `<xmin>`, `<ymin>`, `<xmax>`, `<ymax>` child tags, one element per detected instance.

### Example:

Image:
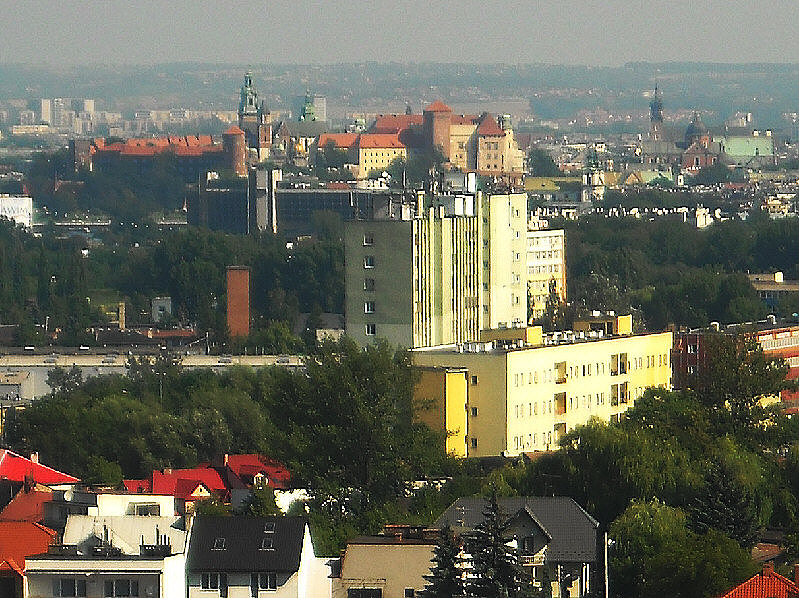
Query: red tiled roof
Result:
<box><xmin>358</xmin><ymin>133</ymin><xmax>406</xmax><ymax>149</ymax></box>
<box><xmin>0</xmin><ymin>450</ymin><xmax>78</xmax><ymax>485</ymax></box>
<box><xmin>151</xmin><ymin>468</ymin><xmax>227</xmax><ymax>500</ymax></box>
<box><xmin>0</xmin><ymin>521</ymin><xmax>56</xmax><ymax>574</ymax></box>
<box><xmin>424</xmin><ymin>100</ymin><xmax>452</xmax><ymax>113</ymax></box>
<box><xmin>223</xmin><ymin>454</ymin><xmax>291</xmax><ymax>490</ymax></box>
<box><xmin>224</xmin><ymin>125</ymin><xmax>245</xmax><ymax>136</ymax></box>
<box><xmin>0</xmin><ymin>489</ymin><xmax>52</xmax><ymax>523</ymax></box>
<box><xmin>122</xmin><ymin>479</ymin><xmax>152</xmax><ymax>493</ymax></box>
<box><xmin>173</xmin><ymin>478</ymin><xmax>210</xmax><ymax>500</ymax></box>
<box><xmin>370</xmin><ymin>114</ymin><xmax>423</xmax><ymax>134</ymax></box>
<box><xmin>476</xmin><ymin>113</ymin><xmax>506</xmax><ymax>137</ymax></box>
<box><xmin>325</xmin><ymin>182</ymin><xmax>351</xmax><ymax>190</ymax></box>
<box><xmin>719</xmin><ymin>563</ymin><xmax>799</xmax><ymax>598</ymax></box>
<box><xmin>318</xmin><ymin>133</ymin><xmax>359</xmax><ymax>149</ymax></box>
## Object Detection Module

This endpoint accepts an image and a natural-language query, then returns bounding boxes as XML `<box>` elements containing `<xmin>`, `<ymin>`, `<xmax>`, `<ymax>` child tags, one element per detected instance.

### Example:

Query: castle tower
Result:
<box><xmin>423</xmin><ymin>100</ymin><xmax>452</xmax><ymax>160</ymax></box>
<box><xmin>237</xmin><ymin>72</ymin><xmax>271</xmax><ymax>162</ymax></box>
<box><xmin>581</xmin><ymin>151</ymin><xmax>605</xmax><ymax>203</ymax></box>
<box><xmin>649</xmin><ymin>85</ymin><xmax>664</xmax><ymax>141</ymax></box>
<box><xmin>223</xmin><ymin>126</ymin><xmax>247</xmax><ymax>177</ymax></box>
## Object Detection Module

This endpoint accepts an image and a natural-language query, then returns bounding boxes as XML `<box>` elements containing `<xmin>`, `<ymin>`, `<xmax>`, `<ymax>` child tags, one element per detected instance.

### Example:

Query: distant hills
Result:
<box><xmin>2</xmin><ymin>62</ymin><xmax>798</xmax><ymax>127</ymax></box>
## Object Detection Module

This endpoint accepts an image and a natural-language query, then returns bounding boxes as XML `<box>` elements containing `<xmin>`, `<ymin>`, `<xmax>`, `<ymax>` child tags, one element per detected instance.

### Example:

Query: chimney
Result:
<box><xmin>762</xmin><ymin>562</ymin><xmax>774</xmax><ymax>576</ymax></box>
<box><xmin>163</xmin><ymin>468</ymin><xmax>172</xmax><ymax>475</ymax></box>
<box><xmin>30</xmin><ymin>452</ymin><xmax>39</xmax><ymax>464</ymax></box>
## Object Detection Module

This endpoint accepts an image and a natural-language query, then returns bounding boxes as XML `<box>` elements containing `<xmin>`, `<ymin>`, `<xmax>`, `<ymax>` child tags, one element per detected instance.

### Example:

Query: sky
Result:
<box><xmin>3</xmin><ymin>0</ymin><xmax>799</xmax><ymax>67</ymax></box>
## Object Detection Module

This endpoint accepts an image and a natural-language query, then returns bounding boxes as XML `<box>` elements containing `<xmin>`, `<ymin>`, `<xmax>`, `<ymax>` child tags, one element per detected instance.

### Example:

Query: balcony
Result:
<box><xmin>519</xmin><ymin>554</ymin><xmax>545</xmax><ymax>567</ymax></box>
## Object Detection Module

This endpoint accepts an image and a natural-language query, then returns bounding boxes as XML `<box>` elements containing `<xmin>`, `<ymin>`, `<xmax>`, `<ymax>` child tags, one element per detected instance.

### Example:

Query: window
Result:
<box><xmin>471</xmin><ymin>375</ymin><xmax>478</xmax><ymax>385</ymax></box>
<box><xmin>348</xmin><ymin>590</ymin><xmax>382</xmax><ymax>598</ymax></box>
<box><xmin>364</xmin><ymin>301</ymin><xmax>375</xmax><ymax>314</ymax></box>
<box><xmin>363</xmin><ymin>278</ymin><xmax>375</xmax><ymax>292</ymax></box>
<box><xmin>54</xmin><ymin>579</ymin><xmax>86</xmax><ymax>598</ymax></box>
<box><xmin>260</xmin><ymin>536</ymin><xmax>274</xmax><ymax>550</ymax></box>
<box><xmin>363</xmin><ymin>234</ymin><xmax>374</xmax><ymax>246</ymax></box>
<box><xmin>365</xmin><ymin>323</ymin><xmax>376</xmax><ymax>336</ymax></box>
<box><xmin>363</xmin><ymin>256</ymin><xmax>375</xmax><ymax>269</ymax></box>
<box><xmin>202</xmin><ymin>573</ymin><xmax>227</xmax><ymax>591</ymax></box>
<box><xmin>104</xmin><ymin>580</ymin><xmax>138</xmax><ymax>597</ymax></box>
<box><xmin>251</xmin><ymin>572</ymin><xmax>277</xmax><ymax>592</ymax></box>
<box><xmin>263</xmin><ymin>522</ymin><xmax>275</xmax><ymax>532</ymax></box>
<box><xmin>405</xmin><ymin>589</ymin><xmax>415</xmax><ymax>598</ymax></box>
<box><xmin>212</xmin><ymin>537</ymin><xmax>226</xmax><ymax>550</ymax></box>
<box><xmin>471</xmin><ymin>407</ymin><xmax>478</xmax><ymax>417</ymax></box>
<box><xmin>471</xmin><ymin>437</ymin><xmax>478</xmax><ymax>448</ymax></box>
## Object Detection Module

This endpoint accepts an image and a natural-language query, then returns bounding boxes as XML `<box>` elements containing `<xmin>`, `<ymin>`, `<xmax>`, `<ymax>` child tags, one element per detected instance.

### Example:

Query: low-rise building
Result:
<box><xmin>332</xmin><ymin>525</ymin><xmax>437</xmax><ymax>598</ymax></box>
<box><xmin>412</xmin><ymin>320</ymin><xmax>673</xmax><ymax>457</ymax></box>
<box><xmin>186</xmin><ymin>516</ymin><xmax>331</xmax><ymax>598</ymax></box>
<box><xmin>25</xmin><ymin>515</ymin><xmax>187</xmax><ymax>598</ymax></box>
<box><xmin>435</xmin><ymin>496</ymin><xmax>599</xmax><ymax>598</ymax></box>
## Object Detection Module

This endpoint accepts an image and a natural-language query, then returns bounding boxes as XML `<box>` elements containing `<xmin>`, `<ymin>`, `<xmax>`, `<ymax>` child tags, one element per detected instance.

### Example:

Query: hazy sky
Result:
<box><xmin>3</xmin><ymin>0</ymin><xmax>799</xmax><ymax>66</ymax></box>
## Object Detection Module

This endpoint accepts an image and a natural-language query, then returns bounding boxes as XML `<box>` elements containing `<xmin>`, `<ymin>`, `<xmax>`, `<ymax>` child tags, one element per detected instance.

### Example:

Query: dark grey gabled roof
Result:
<box><xmin>187</xmin><ymin>516</ymin><xmax>307</xmax><ymax>573</ymax></box>
<box><xmin>435</xmin><ymin>497</ymin><xmax>599</xmax><ymax>563</ymax></box>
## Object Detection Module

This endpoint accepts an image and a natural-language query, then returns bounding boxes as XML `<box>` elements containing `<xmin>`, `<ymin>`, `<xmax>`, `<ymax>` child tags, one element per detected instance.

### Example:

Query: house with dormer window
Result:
<box><xmin>186</xmin><ymin>516</ymin><xmax>331</xmax><ymax>598</ymax></box>
<box><xmin>435</xmin><ymin>497</ymin><xmax>599</xmax><ymax>598</ymax></box>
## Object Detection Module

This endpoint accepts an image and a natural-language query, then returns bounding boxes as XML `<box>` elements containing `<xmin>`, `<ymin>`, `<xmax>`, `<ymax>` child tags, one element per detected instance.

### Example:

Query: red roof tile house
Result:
<box><xmin>0</xmin><ymin>450</ymin><xmax>77</xmax><ymax>515</ymax></box>
<box><xmin>718</xmin><ymin>563</ymin><xmax>799</xmax><ymax>598</ymax></box>
<box><xmin>123</xmin><ymin>454</ymin><xmax>291</xmax><ymax>513</ymax></box>
<box><xmin>0</xmin><ymin>521</ymin><xmax>56</xmax><ymax>598</ymax></box>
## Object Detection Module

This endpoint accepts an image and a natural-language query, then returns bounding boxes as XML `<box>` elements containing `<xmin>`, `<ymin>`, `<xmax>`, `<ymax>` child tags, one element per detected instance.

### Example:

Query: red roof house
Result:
<box><xmin>0</xmin><ymin>450</ymin><xmax>78</xmax><ymax>485</ymax></box>
<box><xmin>718</xmin><ymin>563</ymin><xmax>799</xmax><ymax>598</ymax></box>
<box><xmin>0</xmin><ymin>521</ymin><xmax>57</xmax><ymax>596</ymax></box>
<box><xmin>0</xmin><ymin>488</ymin><xmax>52</xmax><ymax>523</ymax></box>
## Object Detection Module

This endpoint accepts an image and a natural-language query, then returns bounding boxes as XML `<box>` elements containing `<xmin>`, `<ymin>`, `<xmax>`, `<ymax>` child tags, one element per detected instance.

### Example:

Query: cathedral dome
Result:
<box><xmin>685</xmin><ymin>112</ymin><xmax>708</xmax><ymax>144</ymax></box>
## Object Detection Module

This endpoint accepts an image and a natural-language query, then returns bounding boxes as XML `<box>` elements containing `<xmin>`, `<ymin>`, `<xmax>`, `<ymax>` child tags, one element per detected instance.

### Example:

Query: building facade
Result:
<box><xmin>526</xmin><ymin>229</ymin><xmax>566</xmax><ymax>320</ymax></box>
<box><xmin>412</xmin><ymin>323</ymin><xmax>673</xmax><ymax>457</ymax></box>
<box><xmin>344</xmin><ymin>192</ymin><xmax>527</xmax><ymax>348</ymax></box>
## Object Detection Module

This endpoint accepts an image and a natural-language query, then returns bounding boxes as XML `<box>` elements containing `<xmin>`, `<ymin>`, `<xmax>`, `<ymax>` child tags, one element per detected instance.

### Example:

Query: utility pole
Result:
<box><xmin>604</xmin><ymin>531</ymin><xmax>609</xmax><ymax>598</ymax></box>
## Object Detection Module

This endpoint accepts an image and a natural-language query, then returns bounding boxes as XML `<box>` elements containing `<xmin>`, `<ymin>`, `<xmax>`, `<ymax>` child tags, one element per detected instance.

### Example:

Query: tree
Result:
<box><xmin>690</xmin><ymin>333</ymin><xmax>791</xmax><ymax>434</ymax></box>
<box><xmin>47</xmin><ymin>365</ymin><xmax>83</xmax><ymax>396</ymax></box>
<box><xmin>465</xmin><ymin>491</ymin><xmax>530</xmax><ymax>598</ymax></box>
<box><xmin>420</xmin><ymin>524</ymin><xmax>464</xmax><ymax>598</ymax></box>
<box><xmin>610</xmin><ymin>500</ymin><xmax>755</xmax><ymax>598</ymax></box>
<box><xmin>526</xmin><ymin>149</ymin><xmax>560</xmax><ymax>177</ymax></box>
<box><xmin>240</xmin><ymin>486</ymin><xmax>281</xmax><ymax>517</ymax></box>
<box><xmin>83</xmin><ymin>456</ymin><xmax>123</xmax><ymax>487</ymax></box>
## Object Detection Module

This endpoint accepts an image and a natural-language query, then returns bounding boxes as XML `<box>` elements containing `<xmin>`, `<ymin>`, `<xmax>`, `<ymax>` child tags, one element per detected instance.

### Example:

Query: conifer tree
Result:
<box><xmin>420</xmin><ymin>524</ymin><xmax>464</xmax><ymax>598</ymax></box>
<box><xmin>465</xmin><ymin>491</ymin><xmax>530</xmax><ymax>598</ymax></box>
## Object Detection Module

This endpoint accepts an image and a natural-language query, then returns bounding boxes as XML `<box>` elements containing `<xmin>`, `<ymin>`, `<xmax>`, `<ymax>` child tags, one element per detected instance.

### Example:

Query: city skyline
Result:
<box><xmin>3</xmin><ymin>0</ymin><xmax>799</xmax><ymax>67</ymax></box>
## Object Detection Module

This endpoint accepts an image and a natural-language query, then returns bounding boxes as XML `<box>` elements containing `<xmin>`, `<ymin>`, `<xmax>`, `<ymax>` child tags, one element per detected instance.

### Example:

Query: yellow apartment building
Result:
<box><xmin>412</xmin><ymin>321</ymin><xmax>673</xmax><ymax>457</ymax></box>
<box><xmin>527</xmin><ymin>229</ymin><xmax>566</xmax><ymax>320</ymax></box>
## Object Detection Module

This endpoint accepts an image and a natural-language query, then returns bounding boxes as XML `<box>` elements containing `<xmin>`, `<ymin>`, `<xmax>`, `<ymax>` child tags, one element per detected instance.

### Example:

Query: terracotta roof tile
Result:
<box><xmin>318</xmin><ymin>133</ymin><xmax>359</xmax><ymax>149</ymax></box>
<box><xmin>358</xmin><ymin>133</ymin><xmax>406</xmax><ymax>149</ymax></box>
<box><xmin>0</xmin><ymin>521</ymin><xmax>56</xmax><ymax>572</ymax></box>
<box><xmin>719</xmin><ymin>563</ymin><xmax>799</xmax><ymax>598</ymax></box>
<box><xmin>0</xmin><ymin>449</ymin><xmax>78</xmax><ymax>485</ymax></box>
<box><xmin>0</xmin><ymin>489</ymin><xmax>52</xmax><ymax>523</ymax></box>
<box><xmin>476</xmin><ymin>113</ymin><xmax>505</xmax><ymax>136</ymax></box>
<box><xmin>224</xmin><ymin>125</ymin><xmax>245</xmax><ymax>135</ymax></box>
<box><xmin>424</xmin><ymin>100</ymin><xmax>452</xmax><ymax>113</ymax></box>
<box><xmin>370</xmin><ymin>114</ymin><xmax>424</xmax><ymax>134</ymax></box>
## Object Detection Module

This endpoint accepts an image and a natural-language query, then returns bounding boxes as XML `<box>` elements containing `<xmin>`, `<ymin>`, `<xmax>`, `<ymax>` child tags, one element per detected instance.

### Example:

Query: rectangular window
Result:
<box><xmin>104</xmin><ymin>580</ymin><xmax>138</xmax><ymax>597</ymax></box>
<box><xmin>363</xmin><ymin>234</ymin><xmax>374</xmax><ymax>246</ymax></box>
<box><xmin>364</xmin><ymin>301</ymin><xmax>375</xmax><ymax>314</ymax></box>
<box><xmin>471</xmin><ymin>375</ymin><xmax>478</xmax><ymax>385</ymax></box>
<box><xmin>405</xmin><ymin>589</ymin><xmax>415</xmax><ymax>598</ymax></box>
<box><xmin>201</xmin><ymin>573</ymin><xmax>227</xmax><ymax>591</ymax></box>
<box><xmin>251</xmin><ymin>572</ymin><xmax>277</xmax><ymax>591</ymax></box>
<box><xmin>365</xmin><ymin>323</ymin><xmax>376</xmax><ymax>336</ymax></box>
<box><xmin>471</xmin><ymin>407</ymin><xmax>478</xmax><ymax>417</ymax></box>
<box><xmin>54</xmin><ymin>579</ymin><xmax>87</xmax><ymax>598</ymax></box>
<box><xmin>363</xmin><ymin>256</ymin><xmax>375</xmax><ymax>269</ymax></box>
<box><xmin>363</xmin><ymin>278</ymin><xmax>375</xmax><ymax>291</ymax></box>
<box><xmin>260</xmin><ymin>536</ymin><xmax>274</xmax><ymax>550</ymax></box>
<box><xmin>348</xmin><ymin>590</ymin><xmax>383</xmax><ymax>598</ymax></box>
<box><xmin>471</xmin><ymin>437</ymin><xmax>478</xmax><ymax>448</ymax></box>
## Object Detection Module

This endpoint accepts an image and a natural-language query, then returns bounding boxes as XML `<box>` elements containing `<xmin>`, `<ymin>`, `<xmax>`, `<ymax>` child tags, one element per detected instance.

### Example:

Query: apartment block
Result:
<box><xmin>344</xmin><ymin>192</ymin><xmax>527</xmax><ymax>348</ymax></box>
<box><xmin>412</xmin><ymin>321</ymin><xmax>673</xmax><ymax>457</ymax></box>
<box><xmin>527</xmin><ymin>229</ymin><xmax>567</xmax><ymax>319</ymax></box>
